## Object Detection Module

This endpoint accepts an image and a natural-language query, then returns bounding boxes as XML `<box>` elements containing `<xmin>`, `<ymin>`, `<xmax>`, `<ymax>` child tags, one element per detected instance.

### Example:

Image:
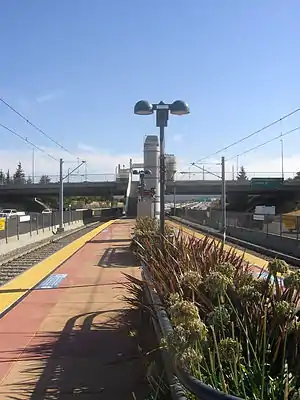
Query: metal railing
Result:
<box><xmin>0</xmin><ymin>173</ymin><xmax>116</xmax><ymax>185</ymax></box>
<box><xmin>174</xmin><ymin>171</ymin><xmax>299</xmax><ymax>181</ymax></box>
<box><xmin>0</xmin><ymin>211</ymin><xmax>83</xmax><ymax>243</ymax></box>
<box><xmin>1</xmin><ymin>171</ymin><xmax>299</xmax><ymax>186</ymax></box>
<box><xmin>176</xmin><ymin>208</ymin><xmax>300</xmax><ymax>241</ymax></box>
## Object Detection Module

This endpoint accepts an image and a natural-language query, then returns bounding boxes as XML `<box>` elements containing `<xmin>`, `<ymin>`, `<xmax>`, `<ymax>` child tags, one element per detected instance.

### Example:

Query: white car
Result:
<box><xmin>0</xmin><ymin>209</ymin><xmax>25</xmax><ymax>219</ymax></box>
<box><xmin>42</xmin><ymin>209</ymin><xmax>52</xmax><ymax>214</ymax></box>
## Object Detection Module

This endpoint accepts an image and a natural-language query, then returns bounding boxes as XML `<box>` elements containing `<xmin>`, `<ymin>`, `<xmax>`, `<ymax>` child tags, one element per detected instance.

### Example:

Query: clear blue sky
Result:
<box><xmin>1</xmin><ymin>0</ymin><xmax>300</xmax><ymax>173</ymax></box>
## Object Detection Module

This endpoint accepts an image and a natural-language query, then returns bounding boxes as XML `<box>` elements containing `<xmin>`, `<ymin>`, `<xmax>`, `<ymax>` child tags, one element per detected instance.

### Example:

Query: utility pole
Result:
<box><xmin>281</xmin><ymin>137</ymin><xmax>284</xmax><ymax>180</ymax></box>
<box><xmin>173</xmin><ymin>181</ymin><xmax>176</xmax><ymax>215</ymax></box>
<box><xmin>32</xmin><ymin>148</ymin><xmax>35</xmax><ymax>183</ymax></box>
<box><xmin>221</xmin><ymin>156</ymin><xmax>226</xmax><ymax>242</ymax></box>
<box><xmin>202</xmin><ymin>165</ymin><xmax>205</xmax><ymax>180</ymax></box>
<box><xmin>58</xmin><ymin>159</ymin><xmax>86</xmax><ymax>233</ymax></box>
<box><xmin>58</xmin><ymin>158</ymin><xmax>64</xmax><ymax>233</ymax></box>
<box><xmin>85</xmin><ymin>162</ymin><xmax>88</xmax><ymax>181</ymax></box>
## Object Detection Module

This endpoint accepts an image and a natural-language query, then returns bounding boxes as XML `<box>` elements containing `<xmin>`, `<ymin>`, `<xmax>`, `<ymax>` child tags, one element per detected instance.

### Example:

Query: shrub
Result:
<box><xmin>126</xmin><ymin>221</ymin><xmax>300</xmax><ymax>399</ymax></box>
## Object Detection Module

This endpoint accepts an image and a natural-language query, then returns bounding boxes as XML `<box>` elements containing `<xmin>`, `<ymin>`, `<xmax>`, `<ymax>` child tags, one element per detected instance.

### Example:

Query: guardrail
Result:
<box><xmin>0</xmin><ymin>211</ymin><xmax>83</xmax><ymax>243</ymax></box>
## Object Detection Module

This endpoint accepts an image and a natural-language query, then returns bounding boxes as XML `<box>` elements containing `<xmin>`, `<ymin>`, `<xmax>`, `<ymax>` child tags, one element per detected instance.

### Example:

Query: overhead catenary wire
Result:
<box><xmin>0</xmin><ymin>122</ymin><xmax>59</xmax><ymax>161</ymax></box>
<box><xmin>0</xmin><ymin>97</ymin><xmax>76</xmax><ymax>157</ymax></box>
<box><xmin>226</xmin><ymin>125</ymin><xmax>300</xmax><ymax>161</ymax></box>
<box><xmin>192</xmin><ymin>107</ymin><xmax>300</xmax><ymax>164</ymax></box>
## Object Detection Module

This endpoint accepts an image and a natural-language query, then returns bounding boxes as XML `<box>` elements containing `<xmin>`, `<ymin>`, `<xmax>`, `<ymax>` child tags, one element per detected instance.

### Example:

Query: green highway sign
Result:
<box><xmin>250</xmin><ymin>177</ymin><xmax>284</xmax><ymax>188</ymax></box>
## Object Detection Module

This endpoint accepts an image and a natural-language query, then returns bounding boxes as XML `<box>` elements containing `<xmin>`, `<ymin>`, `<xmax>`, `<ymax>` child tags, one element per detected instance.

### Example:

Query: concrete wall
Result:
<box><xmin>137</xmin><ymin>199</ymin><xmax>154</xmax><ymax>218</ymax></box>
<box><xmin>144</xmin><ymin>135</ymin><xmax>160</xmax><ymax>219</ymax></box>
<box><xmin>226</xmin><ymin>226</ymin><xmax>300</xmax><ymax>258</ymax></box>
<box><xmin>127</xmin><ymin>181</ymin><xmax>138</xmax><ymax>217</ymax></box>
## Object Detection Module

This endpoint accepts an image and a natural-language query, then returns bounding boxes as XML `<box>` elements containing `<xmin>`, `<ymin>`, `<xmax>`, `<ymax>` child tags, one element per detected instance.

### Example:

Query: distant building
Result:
<box><xmin>165</xmin><ymin>154</ymin><xmax>177</xmax><ymax>181</ymax></box>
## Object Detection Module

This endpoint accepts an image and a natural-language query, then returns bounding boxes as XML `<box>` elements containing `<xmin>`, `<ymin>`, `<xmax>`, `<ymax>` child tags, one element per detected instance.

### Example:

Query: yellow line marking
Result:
<box><xmin>167</xmin><ymin>220</ymin><xmax>269</xmax><ymax>269</ymax></box>
<box><xmin>0</xmin><ymin>219</ymin><xmax>116</xmax><ymax>316</ymax></box>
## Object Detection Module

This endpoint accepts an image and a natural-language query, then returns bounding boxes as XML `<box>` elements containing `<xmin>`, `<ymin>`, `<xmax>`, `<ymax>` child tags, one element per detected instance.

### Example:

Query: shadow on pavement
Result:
<box><xmin>97</xmin><ymin>247</ymin><xmax>137</xmax><ymax>269</ymax></box>
<box><xmin>4</xmin><ymin>307</ymin><xmax>154</xmax><ymax>400</ymax></box>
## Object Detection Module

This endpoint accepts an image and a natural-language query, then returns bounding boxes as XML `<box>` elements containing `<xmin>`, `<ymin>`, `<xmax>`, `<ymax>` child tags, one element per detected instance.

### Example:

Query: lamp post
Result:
<box><xmin>134</xmin><ymin>100</ymin><xmax>189</xmax><ymax>236</ymax></box>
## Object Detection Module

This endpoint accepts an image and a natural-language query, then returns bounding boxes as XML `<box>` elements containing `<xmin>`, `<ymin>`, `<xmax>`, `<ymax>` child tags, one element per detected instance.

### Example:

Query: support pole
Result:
<box><xmin>58</xmin><ymin>158</ymin><xmax>64</xmax><ymax>233</ymax></box>
<box><xmin>281</xmin><ymin>138</ymin><xmax>284</xmax><ymax>180</ymax></box>
<box><xmin>159</xmin><ymin>125</ymin><xmax>165</xmax><ymax>236</ymax></box>
<box><xmin>173</xmin><ymin>181</ymin><xmax>176</xmax><ymax>216</ymax></box>
<box><xmin>221</xmin><ymin>156</ymin><xmax>226</xmax><ymax>241</ymax></box>
<box><xmin>32</xmin><ymin>148</ymin><xmax>35</xmax><ymax>184</ymax></box>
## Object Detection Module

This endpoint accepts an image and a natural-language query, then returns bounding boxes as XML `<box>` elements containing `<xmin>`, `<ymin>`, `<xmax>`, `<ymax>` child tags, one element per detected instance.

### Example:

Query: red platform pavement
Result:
<box><xmin>0</xmin><ymin>219</ymin><xmax>146</xmax><ymax>400</ymax></box>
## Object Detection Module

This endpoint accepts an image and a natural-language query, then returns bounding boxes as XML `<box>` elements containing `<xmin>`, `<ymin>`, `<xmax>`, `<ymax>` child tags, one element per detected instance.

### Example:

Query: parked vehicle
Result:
<box><xmin>0</xmin><ymin>209</ymin><xmax>26</xmax><ymax>219</ymax></box>
<box><xmin>42</xmin><ymin>209</ymin><xmax>52</xmax><ymax>214</ymax></box>
<box><xmin>282</xmin><ymin>210</ymin><xmax>300</xmax><ymax>232</ymax></box>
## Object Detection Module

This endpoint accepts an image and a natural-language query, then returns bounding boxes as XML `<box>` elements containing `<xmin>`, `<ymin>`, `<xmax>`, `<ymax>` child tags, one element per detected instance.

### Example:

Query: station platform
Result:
<box><xmin>0</xmin><ymin>219</ymin><xmax>146</xmax><ymax>399</ymax></box>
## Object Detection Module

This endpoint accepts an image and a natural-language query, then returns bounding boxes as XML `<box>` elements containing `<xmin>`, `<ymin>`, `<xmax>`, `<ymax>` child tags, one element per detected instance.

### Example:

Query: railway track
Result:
<box><xmin>0</xmin><ymin>222</ymin><xmax>103</xmax><ymax>287</ymax></box>
<box><xmin>168</xmin><ymin>216</ymin><xmax>300</xmax><ymax>268</ymax></box>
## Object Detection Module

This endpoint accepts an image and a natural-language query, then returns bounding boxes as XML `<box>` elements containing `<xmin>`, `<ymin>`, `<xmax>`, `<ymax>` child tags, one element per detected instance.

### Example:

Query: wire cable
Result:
<box><xmin>226</xmin><ymin>126</ymin><xmax>300</xmax><ymax>161</ymax></box>
<box><xmin>0</xmin><ymin>97</ymin><xmax>76</xmax><ymax>157</ymax></box>
<box><xmin>192</xmin><ymin>107</ymin><xmax>300</xmax><ymax>164</ymax></box>
<box><xmin>0</xmin><ymin>122</ymin><xmax>59</xmax><ymax>161</ymax></box>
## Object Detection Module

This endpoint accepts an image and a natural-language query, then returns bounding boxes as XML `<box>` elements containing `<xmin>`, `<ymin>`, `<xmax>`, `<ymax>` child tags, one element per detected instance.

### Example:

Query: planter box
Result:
<box><xmin>142</xmin><ymin>264</ymin><xmax>243</xmax><ymax>400</ymax></box>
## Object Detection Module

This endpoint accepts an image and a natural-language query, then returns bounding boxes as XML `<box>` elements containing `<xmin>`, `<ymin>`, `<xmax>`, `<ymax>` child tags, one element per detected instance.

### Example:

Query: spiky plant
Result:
<box><xmin>125</xmin><ymin>221</ymin><xmax>300</xmax><ymax>399</ymax></box>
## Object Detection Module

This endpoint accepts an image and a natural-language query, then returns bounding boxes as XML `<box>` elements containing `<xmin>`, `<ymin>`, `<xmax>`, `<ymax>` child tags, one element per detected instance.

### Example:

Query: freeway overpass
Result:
<box><xmin>1</xmin><ymin>179</ymin><xmax>300</xmax><ymax>198</ymax></box>
<box><xmin>166</xmin><ymin>180</ymin><xmax>300</xmax><ymax>195</ymax></box>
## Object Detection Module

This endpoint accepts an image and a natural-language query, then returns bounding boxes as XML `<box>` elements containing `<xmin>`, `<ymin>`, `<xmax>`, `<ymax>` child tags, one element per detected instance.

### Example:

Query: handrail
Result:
<box><xmin>124</xmin><ymin>170</ymin><xmax>132</xmax><ymax>215</ymax></box>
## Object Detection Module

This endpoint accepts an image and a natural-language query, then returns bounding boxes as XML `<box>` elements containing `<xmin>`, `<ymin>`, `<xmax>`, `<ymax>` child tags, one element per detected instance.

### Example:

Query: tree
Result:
<box><xmin>13</xmin><ymin>162</ymin><xmax>26</xmax><ymax>184</ymax></box>
<box><xmin>5</xmin><ymin>169</ymin><xmax>12</xmax><ymax>184</ymax></box>
<box><xmin>237</xmin><ymin>166</ymin><xmax>248</xmax><ymax>182</ymax></box>
<box><xmin>0</xmin><ymin>169</ymin><xmax>4</xmax><ymax>185</ymax></box>
<box><xmin>26</xmin><ymin>177</ymin><xmax>33</xmax><ymax>184</ymax></box>
<box><xmin>294</xmin><ymin>171</ymin><xmax>300</xmax><ymax>181</ymax></box>
<box><xmin>39</xmin><ymin>175</ymin><xmax>51</xmax><ymax>184</ymax></box>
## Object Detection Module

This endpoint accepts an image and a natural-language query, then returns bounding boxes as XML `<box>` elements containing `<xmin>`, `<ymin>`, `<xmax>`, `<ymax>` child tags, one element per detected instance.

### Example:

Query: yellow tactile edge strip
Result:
<box><xmin>0</xmin><ymin>219</ymin><xmax>116</xmax><ymax>316</ymax></box>
<box><xmin>167</xmin><ymin>220</ymin><xmax>269</xmax><ymax>269</ymax></box>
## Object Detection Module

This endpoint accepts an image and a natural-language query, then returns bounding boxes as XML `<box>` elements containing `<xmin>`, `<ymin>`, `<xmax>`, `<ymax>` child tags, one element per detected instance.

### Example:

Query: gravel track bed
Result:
<box><xmin>0</xmin><ymin>222</ymin><xmax>102</xmax><ymax>287</ymax></box>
